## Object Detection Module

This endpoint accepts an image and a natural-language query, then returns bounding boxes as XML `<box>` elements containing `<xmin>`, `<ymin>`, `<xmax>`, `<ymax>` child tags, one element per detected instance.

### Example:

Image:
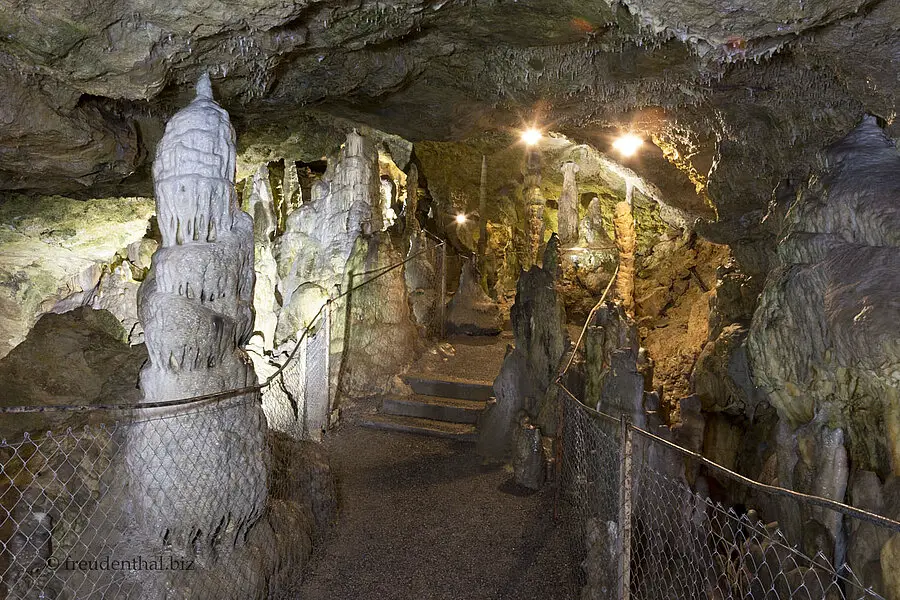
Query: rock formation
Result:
<box><xmin>523</xmin><ymin>147</ymin><xmax>546</xmax><ymax>269</ymax></box>
<box><xmin>0</xmin><ymin>195</ymin><xmax>153</xmax><ymax>360</ymax></box>
<box><xmin>477</xmin><ymin>155</ymin><xmax>489</xmax><ymax>259</ymax></box>
<box><xmin>558</xmin><ymin>178</ymin><xmax>619</xmax><ymax>317</ymax></box>
<box><xmin>129</xmin><ymin>74</ymin><xmax>267</xmax><ymax>554</ymax></box>
<box><xmin>580</xmin><ymin>197</ymin><xmax>608</xmax><ymax>248</ymax></box>
<box><xmin>247</xmin><ymin>163</ymin><xmax>279</xmax><ymax>352</ymax></box>
<box><xmin>747</xmin><ymin>117</ymin><xmax>900</xmax><ymax>586</ymax></box>
<box><xmin>478</xmin><ymin>241</ymin><xmax>566</xmax><ymax>459</ymax></box>
<box><xmin>404</xmin><ymin>230</ymin><xmax>439</xmax><ymax>332</ymax></box>
<box><xmin>277</xmin><ymin>129</ymin><xmax>383</xmax><ymax>341</ymax></box>
<box><xmin>613</xmin><ymin>184</ymin><xmax>637</xmax><ymax>313</ymax></box>
<box><xmin>445</xmin><ymin>260</ymin><xmax>502</xmax><ymax>336</ymax></box>
<box><xmin>405</xmin><ymin>162</ymin><xmax>421</xmax><ymax>235</ymax></box>
<box><xmin>558</xmin><ymin>161</ymin><xmax>581</xmax><ymax>246</ymax></box>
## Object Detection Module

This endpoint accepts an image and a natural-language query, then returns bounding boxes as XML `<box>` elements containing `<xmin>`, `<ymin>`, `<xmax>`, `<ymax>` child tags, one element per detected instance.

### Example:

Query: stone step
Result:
<box><xmin>359</xmin><ymin>414</ymin><xmax>478</xmax><ymax>442</ymax></box>
<box><xmin>402</xmin><ymin>374</ymin><xmax>494</xmax><ymax>402</ymax></box>
<box><xmin>381</xmin><ymin>395</ymin><xmax>485</xmax><ymax>424</ymax></box>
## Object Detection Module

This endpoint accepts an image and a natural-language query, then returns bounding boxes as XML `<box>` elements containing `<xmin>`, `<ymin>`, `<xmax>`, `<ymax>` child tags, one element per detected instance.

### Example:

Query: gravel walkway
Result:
<box><xmin>295</xmin><ymin>425</ymin><xmax>579</xmax><ymax>600</ymax></box>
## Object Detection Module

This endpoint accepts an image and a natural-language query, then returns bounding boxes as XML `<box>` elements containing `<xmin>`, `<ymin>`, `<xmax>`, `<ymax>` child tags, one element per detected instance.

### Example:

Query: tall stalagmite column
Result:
<box><xmin>130</xmin><ymin>74</ymin><xmax>267</xmax><ymax>550</ymax></box>
<box><xmin>345</xmin><ymin>129</ymin><xmax>383</xmax><ymax>235</ymax></box>
<box><xmin>614</xmin><ymin>181</ymin><xmax>636</xmax><ymax>313</ymax></box>
<box><xmin>477</xmin><ymin>155</ymin><xmax>489</xmax><ymax>260</ymax></box>
<box><xmin>523</xmin><ymin>147</ymin><xmax>546</xmax><ymax>268</ymax></box>
<box><xmin>558</xmin><ymin>161</ymin><xmax>581</xmax><ymax>246</ymax></box>
<box><xmin>406</xmin><ymin>162</ymin><xmax>420</xmax><ymax>235</ymax></box>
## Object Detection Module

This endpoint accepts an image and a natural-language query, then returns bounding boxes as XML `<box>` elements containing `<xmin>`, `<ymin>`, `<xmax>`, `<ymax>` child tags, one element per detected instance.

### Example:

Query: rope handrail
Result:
<box><xmin>555</xmin><ymin>369</ymin><xmax>900</xmax><ymax>534</ymax></box>
<box><xmin>553</xmin><ymin>267</ymin><xmax>900</xmax><ymax>535</ymax></box>
<box><xmin>0</xmin><ymin>237</ymin><xmax>446</xmax><ymax>414</ymax></box>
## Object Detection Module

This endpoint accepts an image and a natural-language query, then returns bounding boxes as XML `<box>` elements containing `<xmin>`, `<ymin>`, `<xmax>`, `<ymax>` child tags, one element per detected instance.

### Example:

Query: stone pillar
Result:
<box><xmin>477</xmin><ymin>155</ymin><xmax>489</xmax><ymax>259</ymax></box>
<box><xmin>406</xmin><ymin>162</ymin><xmax>420</xmax><ymax>234</ymax></box>
<box><xmin>614</xmin><ymin>182</ymin><xmax>636</xmax><ymax>313</ymax></box>
<box><xmin>247</xmin><ymin>164</ymin><xmax>279</xmax><ymax>351</ymax></box>
<box><xmin>523</xmin><ymin>148</ymin><xmax>546</xmax><ymax>268</ymax></box>
<box><xmin>558</xmin><ymin>161</ymin><xmax>581</xmax><ymax>246</ymax></box>
<box><xmin>129</xmin><ymin>74</ymin><xmax>267</xmax><ymax>551</ymax></box>
<box><xmin>345</xmin><ymin>129</ymin><xmax>383</xmax><ymax>235</ymax></box>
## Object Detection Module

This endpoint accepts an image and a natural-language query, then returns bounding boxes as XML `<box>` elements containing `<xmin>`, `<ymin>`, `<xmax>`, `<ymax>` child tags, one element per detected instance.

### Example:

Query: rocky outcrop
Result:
<box><xmin>0</xmin><ymin>194</ymin><xmax>153</xmax><ymax>359</ymax></box>
<box><xmin>748</xmin><ymin>117</ymin><xmax>900</xmax><ymax>477</ymax></box>
<box><xmin>635</xmin><ymin>232</ymin><xmax>726</xmax><ymax>405</ymax></box>
<box><xmin>0</xmin><ymin>307</ymin><xmax>145</xmax><ymax>436</ymax></box>
<box><xmin>478</xmin><ymin>241</ymin><xmax>566</xmax><ymax>460</ymax></box>
<box><xmin>746</xmin><ymin>117</ymin><xmax>900</xmax><ymax>587</ymax></box>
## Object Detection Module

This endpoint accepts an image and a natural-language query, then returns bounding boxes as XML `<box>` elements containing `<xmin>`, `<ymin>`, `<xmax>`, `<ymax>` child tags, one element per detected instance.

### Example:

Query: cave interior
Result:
<box><xmin>0</xmin><ymin>0</ymin><xmax>899</xmax><ymax>598</ymax></box>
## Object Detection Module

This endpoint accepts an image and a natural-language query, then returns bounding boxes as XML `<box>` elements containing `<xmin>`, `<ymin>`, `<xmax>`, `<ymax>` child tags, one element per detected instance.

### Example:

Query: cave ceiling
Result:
<box><xmin>0</xmin><ymin>0</ymin><xmax>897</xmax><ymax>234</ymax></box>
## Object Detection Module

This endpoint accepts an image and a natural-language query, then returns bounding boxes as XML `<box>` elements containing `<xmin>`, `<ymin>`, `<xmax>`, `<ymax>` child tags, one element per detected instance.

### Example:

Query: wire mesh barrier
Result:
<box><xmin>557</xmin><ymin>391</ymin><xmax>898</xmax><ymax>600</ymax></box>
<box><xmin>0</xmin><ymin>397</ymin><xmax>277</xmax><ymax>599</ymax></box>
<box><xmin>0</xmin><ymin>237</ymin><xmax>446</xmax><ymax>598</ymax></box>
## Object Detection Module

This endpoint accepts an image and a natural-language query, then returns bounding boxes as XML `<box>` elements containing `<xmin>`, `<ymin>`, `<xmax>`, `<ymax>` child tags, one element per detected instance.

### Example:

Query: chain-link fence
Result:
<box><xmin>0</xmin><ymin>237</ymin><xmax>446</xmax><ymax>599</ymax></box>
<box><xmin>558</xmin><ymin>390</ymin><xmax>900</xmax><ymax>600</ymax></box>
<box><xmin>0</xmin><ymin>397</ymin><xmax>285</xmax><ymax>599</ymax></box>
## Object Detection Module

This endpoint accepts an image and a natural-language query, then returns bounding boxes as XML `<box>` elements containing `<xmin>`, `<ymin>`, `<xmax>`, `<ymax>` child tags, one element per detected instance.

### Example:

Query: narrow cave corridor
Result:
<box><xmin>1</xmin><ymin>2</ymin><xmax>900</xmax><ymax>599</ymax></box>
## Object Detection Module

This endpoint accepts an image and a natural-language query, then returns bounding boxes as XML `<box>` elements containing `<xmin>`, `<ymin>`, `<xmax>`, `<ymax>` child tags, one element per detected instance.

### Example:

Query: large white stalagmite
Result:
<box><xmin>129</xmin><ymin>73</ymin><xmax>267</xmax><ymax>552</ymax></box>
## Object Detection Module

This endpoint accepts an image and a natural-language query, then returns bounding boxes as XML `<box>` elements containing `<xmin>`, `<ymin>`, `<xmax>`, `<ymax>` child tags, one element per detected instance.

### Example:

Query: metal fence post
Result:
<box><xmin>324</xmin><ymin>298</ymin><xmax>332</xmax><ymax>428</ymax></box>
<box><xmin>553</xmin><ymin>383</ymin><xmax>565</xmax><ymax>521</ymax></box>
<box><xmin>439</xmin><ymin>242</ymin><xmax>447</xmax><ymax>339</ymax></box>
<box><xmin>618</xmin><ymin>415</ymin><xmax>633</xmax><ymax>600</ymax></box>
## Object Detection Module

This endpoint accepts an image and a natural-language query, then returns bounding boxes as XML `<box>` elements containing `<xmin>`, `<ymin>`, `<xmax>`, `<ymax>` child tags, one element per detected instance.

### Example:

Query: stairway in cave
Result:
<box><xmin>359</xmin><ymin>333</ymin><xmax>510</xmax><ymax>442</ymax></box>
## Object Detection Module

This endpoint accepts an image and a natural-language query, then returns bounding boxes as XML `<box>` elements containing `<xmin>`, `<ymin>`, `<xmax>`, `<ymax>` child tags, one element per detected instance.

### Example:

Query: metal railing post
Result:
<box><xmin>439</xmin><ymin>242</ymin><xmax>447</xmax><ymax>339</ymax></box>
<box><xmin>324</xmin><ymin>298</ymin><xmax>332</xmax><ymax>428</ymax></box>
<box><xmin>618</xmin><ymin>415</ymin><xmax>633</xmax><ymax>600</ymax></box>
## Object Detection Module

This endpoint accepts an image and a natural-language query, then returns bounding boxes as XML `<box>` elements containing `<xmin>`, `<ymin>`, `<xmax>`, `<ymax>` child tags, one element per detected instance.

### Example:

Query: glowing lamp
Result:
<box><xmin>521</xmin><ymin>128</ymin><xmax>542</xmax><ymax>146</ymax></box>
<box><xmin>455</xmin><ymin>213</ymin><xmax>468</xmax><ymax>225</ymax></box>
<box><xmin>612</xmin><ymin>133</ymin><xmax>643</xmax><ymax>157</ymax></box>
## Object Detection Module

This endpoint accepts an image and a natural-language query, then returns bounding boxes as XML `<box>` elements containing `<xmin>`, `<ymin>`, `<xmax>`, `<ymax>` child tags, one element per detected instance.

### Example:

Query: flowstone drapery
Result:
<box><xmin>129</xmin><ymin>74</ymin><xmax>267</xmax><ymax>552</ymax></box>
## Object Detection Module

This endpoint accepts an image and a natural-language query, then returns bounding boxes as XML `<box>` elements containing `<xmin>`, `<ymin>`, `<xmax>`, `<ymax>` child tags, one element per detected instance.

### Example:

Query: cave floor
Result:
<box><xmin>295</xmin><ymin>424</ymin><xmax>579</xmax><ymax>600</ymax></box>
<box><xmin>405</xmin><ymin>331</ymin><xmax>513</xmax><ymax>382</ymax></box>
